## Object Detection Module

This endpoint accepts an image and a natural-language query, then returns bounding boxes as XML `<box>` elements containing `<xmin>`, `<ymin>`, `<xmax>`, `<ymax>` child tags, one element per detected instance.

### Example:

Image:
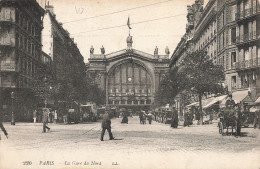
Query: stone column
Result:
<box><xmin>154</xmin><ymin>71</ymin><xmax>160</xmax><ymax>91</ymax></box>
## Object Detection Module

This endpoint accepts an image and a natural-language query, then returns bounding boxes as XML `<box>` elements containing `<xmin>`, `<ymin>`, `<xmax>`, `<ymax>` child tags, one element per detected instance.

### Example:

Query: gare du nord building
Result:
<box><xmin>87</xmin><ymin>35</ymin><xmax>170</xmax><ymax>111</ymax></box>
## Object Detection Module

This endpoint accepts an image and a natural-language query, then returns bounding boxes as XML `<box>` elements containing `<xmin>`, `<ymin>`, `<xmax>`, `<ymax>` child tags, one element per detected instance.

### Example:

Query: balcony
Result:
<box><xmin>236</xmin><ymin>7</ymin><xmax>259</xmax><ymax>21</ymax></box>
<box><xmin>236</xmin><ymin>32</ymin><xmax>259</xmax><ymax>46</ymax></box>
<box><xmin>235</xmin><ymin>58</ymin><xmax>260</xmax><ymax>71</ymax></box>
<box><xmin>0</xmin><ymin>37</ymin><xmax>15</xmax><ymax>47</ymax></box>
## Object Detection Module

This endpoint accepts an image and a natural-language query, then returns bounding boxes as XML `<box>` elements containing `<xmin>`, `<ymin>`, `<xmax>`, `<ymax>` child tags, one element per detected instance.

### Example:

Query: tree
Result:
<box><xmin>85</xmin><ymin>75</ymin><xmax>105</xmax><ymax>106</ymax></box>
<box><xmin>178</xmin><ymin>50</ymin><xmax>225</xmax><ymax>124</ymax></box>
<box><xmin>155</xmin><ymin>65</ymin><xmax>187</xmax><ymax>107</ymax></box>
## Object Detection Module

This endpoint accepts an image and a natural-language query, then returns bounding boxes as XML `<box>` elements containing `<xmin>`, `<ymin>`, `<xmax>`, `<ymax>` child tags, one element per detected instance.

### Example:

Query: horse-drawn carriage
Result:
<box><xmin>218</xmin><ymin>107</ymin><xmax>240</xmax><ymax>136</ymax></box>
<box><xmin>218</xmin><ymin>105</ymin><xmax>253</xmax><ymax>136</ymax></box>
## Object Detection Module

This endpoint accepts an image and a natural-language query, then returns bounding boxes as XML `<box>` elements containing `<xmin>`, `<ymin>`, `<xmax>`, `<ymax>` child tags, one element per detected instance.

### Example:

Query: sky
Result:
<box><xmin>38</xmin><ymin>0</ymin><xmax>209</xmax><ymax>63</ymax></box>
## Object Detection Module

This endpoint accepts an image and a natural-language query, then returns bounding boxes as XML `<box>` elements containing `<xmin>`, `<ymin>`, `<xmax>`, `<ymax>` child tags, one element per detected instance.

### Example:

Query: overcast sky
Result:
<box><xmin>38</xmin><ymin>0</ymin><xmax>209</xmax><ymax>63</ymax></box>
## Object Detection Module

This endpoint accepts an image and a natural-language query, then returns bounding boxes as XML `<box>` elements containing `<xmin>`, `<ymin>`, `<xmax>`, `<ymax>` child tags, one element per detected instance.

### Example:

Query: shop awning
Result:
<box><xmin>232</xmin><ymin>90</ymin><xmax>249</xmax><ymax>104</ymax></box>
<box><xmin>203</xmin><ymin>95</ymin><xmax>227</xmax><ymax>109</ymax></box>
<box><xmin>186</xmin><ymin>101</ymin><xmax>199</xmax><ymax>107</ymax></box>
<box><xmin>255</xmin><ymin>97</ymin><xmax>260</xmax><ymax>104</ymax></box>
<box><xmin>249</xmin><ymin>106</ymin><xmax>259</xmax><ymax>112</ymax></box>
<box><xmin>186</xmin><ymin>97</ymin><xmax>215</xmax><ymax>108</ymax></box>
<box><xmin>221</xmin><ymin>90</ymin><xmax>249</xmax><ymax>106</ymax></box>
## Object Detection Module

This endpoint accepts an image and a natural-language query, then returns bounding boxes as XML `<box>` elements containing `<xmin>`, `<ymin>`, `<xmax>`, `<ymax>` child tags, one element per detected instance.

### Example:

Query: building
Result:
<box><xmin>0</xmin><ymin>0</ymin><xmax>45</xmax><ymax>122</ymax></box>
<box><xmin>87</xmin><ymin>35</ymin><xmax>170</xmax><ymax>110</ymax></box>
<box><xmin>170</xmin><ymin>0</ymin><xmax>260</xmax><ymax>115</ymax></box>
<box><xmin>234</xmin><ymin>0</ymin><xmax>260</xmax><ymax>102</ymax></box>
<box><xmin>169</xmin><ymin>0</ymin><xmax>204</xmax><ymax>116</ymax></box>
<box><xmin>42</xmin><ymin>3</ymin><xmax>86</xmax><ymax>113</ymax></box>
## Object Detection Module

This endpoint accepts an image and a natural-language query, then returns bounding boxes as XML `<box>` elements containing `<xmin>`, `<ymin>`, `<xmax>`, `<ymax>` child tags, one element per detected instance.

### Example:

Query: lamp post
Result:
<box><xmin>11</xmin><ymin>91</ymin><xmax>15</xmax><ymax>125</ymax></box>
<box><xmin>43</xmin><ymin>76</ymin><xmax>47</xmax><ymax>108</ymax></box>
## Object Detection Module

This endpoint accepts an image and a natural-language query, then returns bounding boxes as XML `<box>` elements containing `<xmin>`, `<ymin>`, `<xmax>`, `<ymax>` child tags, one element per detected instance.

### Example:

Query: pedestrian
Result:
<box><xmin>147</xmin><ymin>111</ymin><xmax>152</xmax><ymax>124</ymax></box>
<box><xmin>139</xmin><ymin>111</ymin><xmax>143</xmax><ymax>124</ymax></box>
<box><xmin>33</xmin><ymin>109</ymin><xmax>37</xmax><ymax>123</ymax></box>
<box><xmin>49</xmin><ymin>110</ymin><xmax>54</xmax><ymax>123</ymax></box>
<box><xmin>184</xmin><ymin>112</ymin><xmax>189</xmax><ymax>127</ymax></box>
<box><xmin>101</xmin><ymin>110</ymin><xmax>114</xmax><ymax>141</ymax></box>
<box><xmin>0</xmin><ymin>113</ymin><xmax>8</xmax><ymax>140</ymax></box>
<box><xmin>54</xmin><ymin>110</ymin><xmax>58</xmax><ymax>124</ymax></box>
<box><xmin>121</xmin><ymin>110</ymin><xmax>128</xmax><ymax>124</ymax></box>
<box><xmin>63</xmin><ymin>112</ymin><xmax>68</xmax><ymax>124</ymax></box>
<box><xmin>171</xmin><ymin>106</ymin><xmax>178</xmax><ymax>128</ymax></box>
<box><xmin>143</xmin><ymin>111</ymin><xmax>147</xmax><ymax>124</ymax></box>
<box><xmin>42</xmin><ymin>108</ymin><xmax>50</xmax><ymax>133</ymax></box>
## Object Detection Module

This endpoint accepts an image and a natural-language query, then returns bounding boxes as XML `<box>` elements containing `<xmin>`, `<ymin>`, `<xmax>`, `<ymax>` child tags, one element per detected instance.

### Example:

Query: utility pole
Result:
<box><xmin>11</xmin><ymin>91</ymin><xmax>15</xmax><ymax>125</ymax></box>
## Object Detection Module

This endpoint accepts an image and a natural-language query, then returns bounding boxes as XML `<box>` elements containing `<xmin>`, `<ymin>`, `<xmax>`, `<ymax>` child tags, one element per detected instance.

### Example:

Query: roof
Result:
<box><xmin>203</xmin><ymin>95</ymin><xmax>227</xmax><ymax>109</ymax></box>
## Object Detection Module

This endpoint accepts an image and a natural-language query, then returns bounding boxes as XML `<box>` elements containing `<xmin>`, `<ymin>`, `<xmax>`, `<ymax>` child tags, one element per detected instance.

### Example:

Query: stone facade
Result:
<box><xmin>171</xmin><ymin>0</ymin><xmax>260</xmax><ymax>101</ymax></box>
<box><xmin>87</xmin><ymin>39</ymin><xmax>170</xmax><ymax>109</ymax></box>
<box><xmin>0</xmin><ymin>0</ymin><xmax>45</xmax><ymax>121</ymax></box>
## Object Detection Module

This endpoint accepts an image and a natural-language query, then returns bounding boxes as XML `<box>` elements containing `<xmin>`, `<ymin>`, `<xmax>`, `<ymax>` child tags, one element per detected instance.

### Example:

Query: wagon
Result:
<box><xmin>218</xmin><ymin>107</ymin><xmax>241</xmax><ymax>136</ymax></box>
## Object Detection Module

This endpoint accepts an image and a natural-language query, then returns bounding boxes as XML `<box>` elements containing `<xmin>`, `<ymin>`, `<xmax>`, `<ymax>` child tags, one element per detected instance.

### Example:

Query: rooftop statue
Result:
<box><xmin>90</xmin><ymin>45</ymin><xmax>94</xmax><ymax>54</ymax></box>
<box><xmin>154</xmin><ymin>46</ymin><xmax>158</xmax><ymax>55</ymax></box>
<box><xmin>165</xmin><ymin>46</ymin><xmax>170</xmax><ymax>55</ymax></box>
<box><xmin>101</xmin><ymin>46</ymin><xmax>105</xmax><ymax>55</ymax></box>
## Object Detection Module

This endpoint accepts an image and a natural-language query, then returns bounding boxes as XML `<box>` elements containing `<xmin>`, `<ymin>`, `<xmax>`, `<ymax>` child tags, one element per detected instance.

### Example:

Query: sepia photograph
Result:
<box><xmin>0</xmin><ymin>0</ymin><xmax>260</xmax><ymax>168</ymax></box>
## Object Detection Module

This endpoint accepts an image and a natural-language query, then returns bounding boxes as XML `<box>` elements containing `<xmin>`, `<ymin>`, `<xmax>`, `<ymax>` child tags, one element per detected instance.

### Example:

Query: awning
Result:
<box><xmin>203</xmin><ymin>95</ymin><xmax>227</xmax><ymax>109</ymax></box>
<box><xmin>221</xmin><ymin>90</ymin><xmax>249</xmax><ymax>106</ymax></box>
<box><xmin>232</xmin><ymin>90</ymin><xmax>249</xmax><ymax>103</ymax></box>
<box><xmin>255</xmin><ymin>97</ymin><xmax>260</xmax><ymax>103</ymax></box>
<box><xmin>249</xmin><ymin>106</ymin><xmax>260</xmax><ymax>112</ymax></box>
<box><xmin>186</xmin><ymin>97</ymin><xmax>215</xmax><ymax>108</ymax></box>
<box><xmin>186</xmin><ymin>101</ymin><xmax>199</xmax><ymax>107</ymax></box>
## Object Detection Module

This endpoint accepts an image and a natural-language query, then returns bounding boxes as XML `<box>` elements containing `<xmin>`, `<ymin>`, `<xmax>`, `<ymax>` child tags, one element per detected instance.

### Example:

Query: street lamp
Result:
<box><xmin>11</xmin><ymin>91</ymin><xmax>15</xmax><ymax>125</ymax></box>
<box><xmin>43</xmin><ymin>76</ymin><xmax>47</xmax><ymax>108</ymax></box>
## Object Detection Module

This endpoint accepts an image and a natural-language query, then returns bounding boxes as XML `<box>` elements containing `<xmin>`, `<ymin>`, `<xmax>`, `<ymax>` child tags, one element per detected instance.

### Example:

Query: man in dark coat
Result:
<box><xmin>0</xmin><ymin>113</ymin><xmax>8</xmax><ymax>140</ymax></box>
<box><xmin>171</xmin><ymin>107</ymin><xmax>178</xmax><ymax>128</ymax></box>
<box><xmin>226</xmin><ymin>94</ymin><xmax>235</xmax><ymax>109</ymax></box>
<box><xmin>42</xmin><ymin>108</ymin><xmax>50</xmax><ymax>133</ymax></box>
<box><xmin>101</xmin><ymin>111</ymin><xmax>114</xmax><ymax>141</ymax></box>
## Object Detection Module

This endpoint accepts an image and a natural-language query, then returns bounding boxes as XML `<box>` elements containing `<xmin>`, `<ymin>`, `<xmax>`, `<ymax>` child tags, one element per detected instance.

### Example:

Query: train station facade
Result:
<box><xmin>87</xmin><ymin>35</ymin><xmax>170</xmax><ymax>110</ymax></box>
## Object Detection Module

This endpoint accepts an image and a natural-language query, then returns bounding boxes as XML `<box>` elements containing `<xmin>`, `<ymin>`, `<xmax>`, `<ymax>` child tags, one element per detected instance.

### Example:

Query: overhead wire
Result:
<box><xmin>70</xmin><ymin>13</ymin><xmax>186</xmax><ymax>35</ymax></box>
<box><xmin>63</xmin><ymin>0</ymin><xmax>176</xmax><ymax>24</ymax></box>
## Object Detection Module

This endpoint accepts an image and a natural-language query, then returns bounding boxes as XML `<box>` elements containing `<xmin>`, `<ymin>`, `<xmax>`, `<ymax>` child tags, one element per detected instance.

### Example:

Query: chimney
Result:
<box><xmin>45</xmin><ymin>1</ymin><xmax>54</xmax><ymax>16</ymax></box>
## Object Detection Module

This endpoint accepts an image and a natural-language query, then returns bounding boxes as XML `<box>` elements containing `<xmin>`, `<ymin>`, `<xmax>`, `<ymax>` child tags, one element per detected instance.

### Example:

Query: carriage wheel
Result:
<box><xmin>219</xmin><ymin>122</ymin><xmax>223</xmax><ymax>134</ymax></box>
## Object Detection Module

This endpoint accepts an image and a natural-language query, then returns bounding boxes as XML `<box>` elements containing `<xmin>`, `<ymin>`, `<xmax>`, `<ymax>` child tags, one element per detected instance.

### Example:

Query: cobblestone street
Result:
<box><xmin>1</xmin><ymin>116</ymin><xmax>260</xmax><ymax>169</ymax></box>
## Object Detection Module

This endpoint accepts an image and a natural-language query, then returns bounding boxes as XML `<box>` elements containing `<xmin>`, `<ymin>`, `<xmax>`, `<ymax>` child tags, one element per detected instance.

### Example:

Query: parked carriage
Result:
<box><xmin>218</xmin><ymin>105</ymin><xmax>253</xmax><ymax>136</ymax></box>
<box><xmin>218</xmin><ymin>107</ymin><xmax>240</xmax><ymax>135</ymax></box>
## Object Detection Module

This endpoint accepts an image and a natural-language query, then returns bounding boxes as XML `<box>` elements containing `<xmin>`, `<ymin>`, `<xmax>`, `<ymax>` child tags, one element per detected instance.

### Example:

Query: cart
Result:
<box><xmin>218</xmin><ymin>107</ymin><xmax>241</xmax><ymax>136</ymax></box>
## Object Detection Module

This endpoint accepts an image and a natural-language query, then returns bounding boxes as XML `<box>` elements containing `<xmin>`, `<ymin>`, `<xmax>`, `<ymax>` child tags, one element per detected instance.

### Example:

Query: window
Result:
<box><xmin>231</xmin><ymin>27</ymin><xmax>236</xmax><ymax>44</ymax></box>
<box><xmin>231</xmin><ymin>76</ymin><xmax>237</xmax><ymax>89</ymax></box>
<box><xmin>231</xmin><ymin>52</ymin><xmax>236</xmax><ymax>63</ymax></box>
<box><xmin>245</xmin><ymin>48</ymin><xmax>250</xmax><ymax>60</ymax></box>
<box><xmin>231</xmin><ymin>5</ymin><xmax>237</xmax><ymax>21</ymax></box>
<box><xmin>121</xmin><ymin>100</ymin><xmax>125</xmax><ymax>104</ymax></box>
<box><xmin>108</xmin><ymin>99</ymin><xmax>113</xmax><ymax>104</ymax></box>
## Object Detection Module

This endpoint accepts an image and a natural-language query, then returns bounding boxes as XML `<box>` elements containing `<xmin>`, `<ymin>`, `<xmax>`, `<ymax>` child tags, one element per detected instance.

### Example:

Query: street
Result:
<box><xmin>0</xmin><ymin>116</ymin><xmax>260</xmax><ymax>169</ymax></box>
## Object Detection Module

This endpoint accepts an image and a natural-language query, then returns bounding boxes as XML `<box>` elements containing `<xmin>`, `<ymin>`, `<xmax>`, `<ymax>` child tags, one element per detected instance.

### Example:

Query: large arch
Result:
<box><xmin>105</xmin><ymin>59</ymin><xmax>154</xmax><ymax>110</ymax></box>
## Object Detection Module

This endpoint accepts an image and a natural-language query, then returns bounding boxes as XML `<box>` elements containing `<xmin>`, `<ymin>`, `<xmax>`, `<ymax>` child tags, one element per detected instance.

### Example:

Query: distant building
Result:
<box><xmin>87</xmin><ymin>35</ymin><xmax>170</xmax><ymax>110</ymax></box>
<box><xmin>42</xmin><ymin>3</ymin><xmax>86</xmax><ymax>109</ymax></box>
<box><xmin>170</xmin><ymin>0</ymin><xmax>260</xmax><ymax>115</ymax></box>
<box><xmin>0</xmin><ymin>0</ymin><xmax>45</xmax><ymax>121</ymax></box>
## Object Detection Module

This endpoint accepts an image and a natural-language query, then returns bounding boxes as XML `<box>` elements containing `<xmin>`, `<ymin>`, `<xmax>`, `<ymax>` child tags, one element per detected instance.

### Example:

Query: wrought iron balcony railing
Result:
<box><xmin>235</xmin><ymin>58</ymin><xmax>259</xmax><ymax>70</ymax></box>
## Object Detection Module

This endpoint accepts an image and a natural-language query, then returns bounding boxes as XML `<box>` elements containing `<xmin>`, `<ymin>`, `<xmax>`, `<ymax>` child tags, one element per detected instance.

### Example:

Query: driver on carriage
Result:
<box><xmin>225</xmin><ymin>94</ymin><xmax>235</xmax><ymax>109</ymax></box>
